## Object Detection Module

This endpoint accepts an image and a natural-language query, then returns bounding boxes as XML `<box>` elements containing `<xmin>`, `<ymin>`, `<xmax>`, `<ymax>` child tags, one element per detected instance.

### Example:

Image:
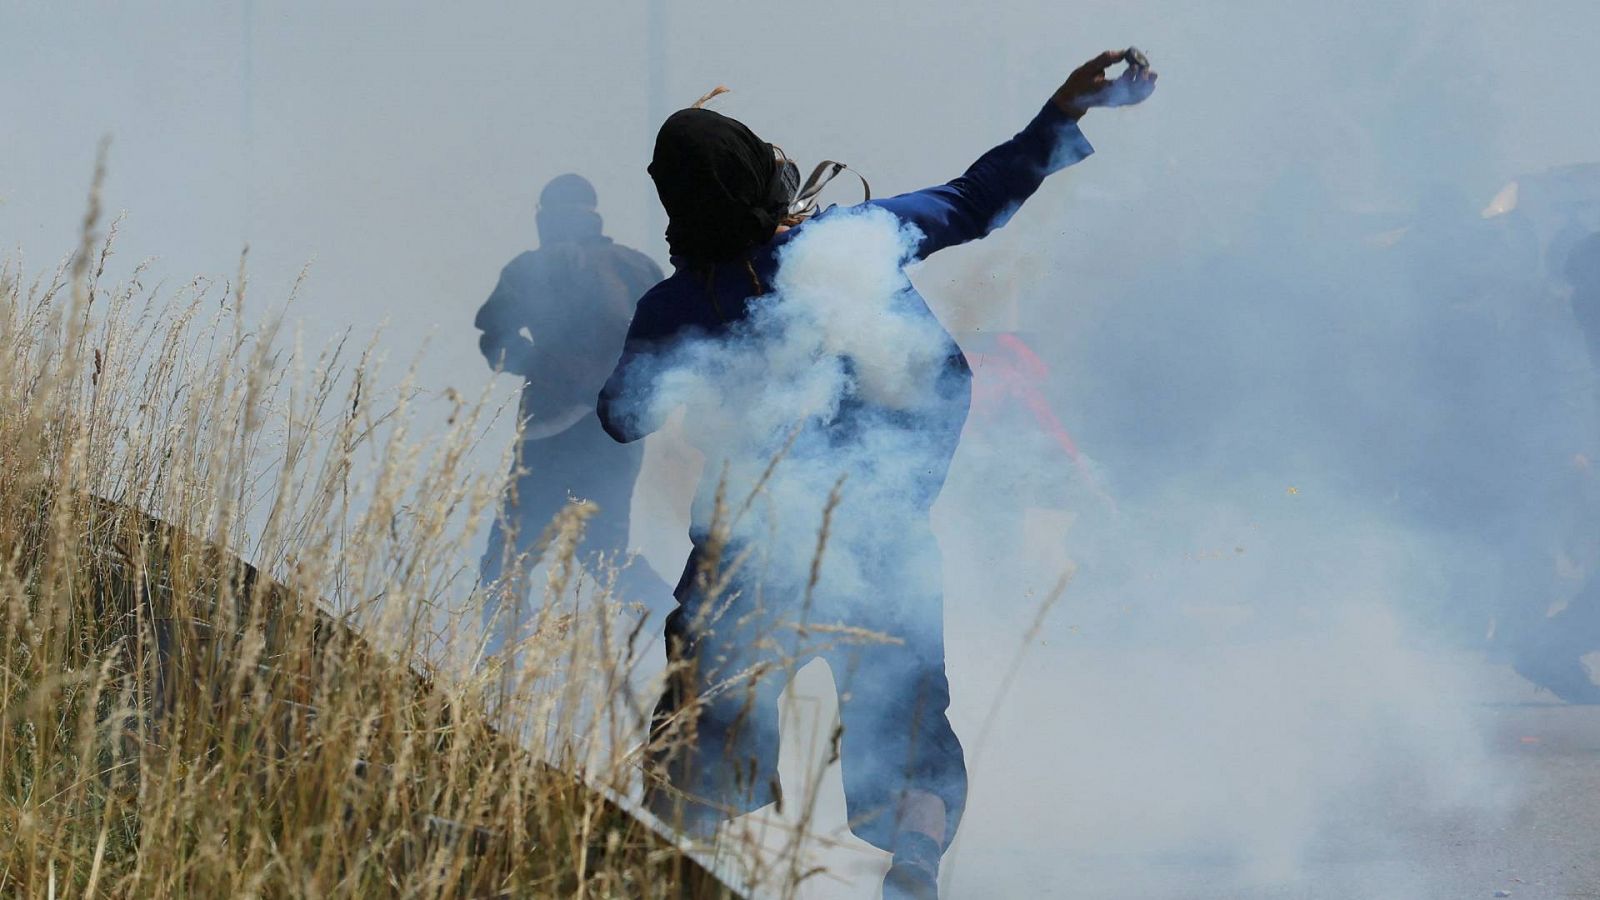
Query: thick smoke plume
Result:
<box><xmin>612</xmin><ymin>207</ymin><xmax>949</xmax><ymax>599</ymax></box>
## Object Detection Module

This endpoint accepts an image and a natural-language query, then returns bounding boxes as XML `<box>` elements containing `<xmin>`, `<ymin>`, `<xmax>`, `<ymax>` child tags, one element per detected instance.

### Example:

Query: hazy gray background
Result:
<box><xmin>6</xmin><ymin>2</ymin><xmax>1600</xmax><ymax>898</ymax></box>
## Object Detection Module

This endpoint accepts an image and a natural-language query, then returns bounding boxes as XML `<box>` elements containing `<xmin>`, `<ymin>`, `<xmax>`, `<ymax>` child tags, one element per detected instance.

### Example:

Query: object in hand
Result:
<box><xmin>1123</xmin><ymin>47</ymin><xmax>1150</xmax><ymax>70</ymax></box>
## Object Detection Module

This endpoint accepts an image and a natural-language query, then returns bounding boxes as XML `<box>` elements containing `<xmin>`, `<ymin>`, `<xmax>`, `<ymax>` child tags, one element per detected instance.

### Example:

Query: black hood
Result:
<box><xmin>649</xmin><ymin>108</ymin><xmax>785</xmax><ymax>262</ymax></box>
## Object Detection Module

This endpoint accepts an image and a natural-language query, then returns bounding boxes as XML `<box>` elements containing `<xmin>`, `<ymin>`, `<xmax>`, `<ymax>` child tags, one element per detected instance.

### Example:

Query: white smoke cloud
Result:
<box><xmin>8</xmin><ymin>2</ymin><xmax>1600</xmax><ymax>895</ymax></box>
<box><xmin>619</xmin><ymin>206</ymin><xmax>953</xmax><ymax>601</ymax></box>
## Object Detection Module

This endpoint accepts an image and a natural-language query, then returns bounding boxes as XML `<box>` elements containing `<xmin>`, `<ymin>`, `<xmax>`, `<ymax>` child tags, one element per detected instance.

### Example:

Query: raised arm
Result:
<box><xmin>872</xmin><ymin>48</ymin><xmax>1157</xmax><ymax>260</ymax></box>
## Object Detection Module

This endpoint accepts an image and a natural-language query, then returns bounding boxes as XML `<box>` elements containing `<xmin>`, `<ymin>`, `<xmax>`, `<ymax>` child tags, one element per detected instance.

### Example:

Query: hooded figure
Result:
<box><xmin>600</xmin><ymin>53</ymin><xmax>1156</xmax><ymax>900</ymax></box>
<box><xmin>475</xmin><ymin>174</ymin><xmax>671</xmax><ymax>651</ymax></box>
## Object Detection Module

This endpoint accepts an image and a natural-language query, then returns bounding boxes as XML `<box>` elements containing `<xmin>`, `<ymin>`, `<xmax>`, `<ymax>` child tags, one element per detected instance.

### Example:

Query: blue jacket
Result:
<box><xmin>599</xmin><ymin>102</ymin><xmax>1094</xmax><ymax>536</ymax></box>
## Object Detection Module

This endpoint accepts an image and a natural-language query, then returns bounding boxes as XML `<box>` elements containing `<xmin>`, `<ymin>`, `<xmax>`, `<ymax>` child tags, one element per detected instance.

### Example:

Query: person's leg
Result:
<box><xmin>830</xmin><ymin>610</ymin><xmax>965</xmax><ymax>900</ymax></box>
<box><xmin>479</xmin><ymin>438</ymin><xmax>574</xmax><ymax>660</ymax></box>
<box><xmin>833</xmin><ymin>640</ymin><xmax>966</xmax><ymax>843</ymax></box>
<box><xmin>580</xmin><ymin>496</ymin><xmax>675</xmax><ymax>618</ymax></box>
<box><xmin>646</xmin><ymin>551</ymin><xmax>789</xmax><ymax>837</ymax></box>
<box><xmin>552</xmin><ymin>418</ymin><xmax>676</xmax><ymax>616</ymax></box>
<box><xmin>481</xmin><ymin>473</ymin><xmax>538</xmax><ymax>660</ymax></box>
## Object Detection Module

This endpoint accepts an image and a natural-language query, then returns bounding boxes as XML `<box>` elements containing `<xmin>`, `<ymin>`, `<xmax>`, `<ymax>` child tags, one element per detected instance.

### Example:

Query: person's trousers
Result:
<box><xmin>647</xmin><ymin>535</ymin><xmax>967</xmax><ymax>853</ymax></box>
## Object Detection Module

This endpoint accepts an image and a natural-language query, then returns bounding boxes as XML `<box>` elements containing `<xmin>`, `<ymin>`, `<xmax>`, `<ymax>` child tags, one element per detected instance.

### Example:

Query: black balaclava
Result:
<box><xmin>649</xmin><ymin>108</ymin><xmax>787</xmax><ymax>263</ymax></box>
<box><xmin>536</xmin><ymin>173</ymin><xmax>604</xmax><ymax>245</ymax></box>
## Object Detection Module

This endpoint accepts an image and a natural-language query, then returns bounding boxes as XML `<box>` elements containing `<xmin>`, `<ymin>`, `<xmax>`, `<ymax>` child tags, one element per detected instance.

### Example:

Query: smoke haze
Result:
<box><xmin>6</xmin><ymin>2</ymin><xmax>1600</xmax><ymax>897</ymax></box>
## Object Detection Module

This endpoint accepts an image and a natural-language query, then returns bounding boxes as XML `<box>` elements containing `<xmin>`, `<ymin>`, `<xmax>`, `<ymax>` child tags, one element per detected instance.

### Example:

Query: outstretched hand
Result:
<box><xmin>1052</xmin><ymin>48</ymin><xmax>1158</xmax><ymax>118</ymax></box>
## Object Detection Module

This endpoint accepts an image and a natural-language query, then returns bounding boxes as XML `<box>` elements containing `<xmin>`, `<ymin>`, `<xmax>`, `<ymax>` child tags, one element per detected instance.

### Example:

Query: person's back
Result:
<box><xmin>476</xmin><ymin>174</ymin><xmax>668</xmax><ymax>644</ymax></box>
<box><xmin>604</xmin><ymin>207</ymin><xmax>972</xmax><ymax>551</ymax></box>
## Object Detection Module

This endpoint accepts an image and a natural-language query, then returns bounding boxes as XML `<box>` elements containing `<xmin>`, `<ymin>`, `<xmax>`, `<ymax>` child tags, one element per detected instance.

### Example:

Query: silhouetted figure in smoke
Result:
<box><xmin>1514</xmin><ymin>231</ymin><xmax>1600</xmax><ymax>704</ymax></box>
<box><xmin>476</xmin><ymin>174</ymin><xmax>669</xmax><ymax>648</ymax></box>
<box><xmin>1389</xmin><ymin>187</ymin><xmax>1571</xmax><ymax>651</ymax></box>
<box><xmin>599</xmin><ymin>51</ymin><xmax>1156</xmax><ymax>900</ymax></box>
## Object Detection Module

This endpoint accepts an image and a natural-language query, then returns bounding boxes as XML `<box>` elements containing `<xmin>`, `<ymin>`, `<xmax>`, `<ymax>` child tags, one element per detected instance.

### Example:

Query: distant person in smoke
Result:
<box><xmin>1514</xmin><ymin>230</ymin><xmax>1600</xmax><ymax>704</ymax></box>
<box><xmin>598</xmin><ymin>51</ymin><xmax>1156</xmax><ymax>899</ymax></box>
<box><xmin>475</xmin><ymin>173</ymin><xmax>671</xmax><ymax>652</ymax></box>
<box><xmin>1391</xmin><ymin>188</ymin><xmax>1573</xmax><ymax>654</ymax></box>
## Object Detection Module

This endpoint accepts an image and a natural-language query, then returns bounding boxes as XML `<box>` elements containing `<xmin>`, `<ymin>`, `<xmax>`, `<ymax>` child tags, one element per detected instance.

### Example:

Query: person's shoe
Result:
<box><xmin>882</xmin><ymin>860</ymin><xmax>939</xmax><ymax>900</ymax></box>
<box><xmin>1513</xmin><ymin>654</ymin><xmax>1600</xmax><ymax>705</ymax></box>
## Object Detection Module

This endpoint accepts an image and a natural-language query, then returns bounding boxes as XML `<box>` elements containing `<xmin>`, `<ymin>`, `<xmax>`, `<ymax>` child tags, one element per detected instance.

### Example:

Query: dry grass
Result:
<box><xmin>0</xmin><ymin>159</ymin><xmax>775</xmax><ymax>898</ymax></box>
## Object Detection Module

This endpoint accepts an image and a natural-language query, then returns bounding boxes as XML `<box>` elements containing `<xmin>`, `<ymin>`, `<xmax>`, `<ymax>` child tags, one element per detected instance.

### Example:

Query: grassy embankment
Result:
<box><xmin>0</xmin><ymin>161</ymin><xmax>768</xmax><ymax>898</ymax></box>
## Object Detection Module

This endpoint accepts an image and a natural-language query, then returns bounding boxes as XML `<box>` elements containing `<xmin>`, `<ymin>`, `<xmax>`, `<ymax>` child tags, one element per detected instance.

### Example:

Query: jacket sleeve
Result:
<box><xmin>597</xmin><ymin>294</ymin><xmax>672</xmax><ymax>443</ymax></box>
<box><xmin>474</xmin><ymin>258</ymin><xmax>537</xmax><ymax>375</ymax></box>
<box><xmin>869</xmin><ymin>102</ymin><xmax>1095</xmax><ymax>260</ymax></box>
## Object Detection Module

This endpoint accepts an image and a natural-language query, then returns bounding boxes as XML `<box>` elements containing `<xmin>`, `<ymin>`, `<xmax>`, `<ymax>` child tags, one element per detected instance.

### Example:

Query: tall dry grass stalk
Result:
<box><xmin>0</xmin><ymin>161</ymin><xmax>780</xmax><ymax>898</ymax></box>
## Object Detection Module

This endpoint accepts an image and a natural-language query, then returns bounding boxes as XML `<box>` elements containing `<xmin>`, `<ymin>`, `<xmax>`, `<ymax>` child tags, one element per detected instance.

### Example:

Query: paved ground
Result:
<box><xmin>1412</xmin><ymin>695</ymin><xmax>1600</xmax><ymax>900</ymax></box>
<box><xmin>695</xmin><ymin>655</ymin><xmax>1600</xmax><ymax>900</ymax></box>
<box><xmin>1089</xmin><ymin>691</ymin><xmax>1600</xmax><ymax>900</ymax></box>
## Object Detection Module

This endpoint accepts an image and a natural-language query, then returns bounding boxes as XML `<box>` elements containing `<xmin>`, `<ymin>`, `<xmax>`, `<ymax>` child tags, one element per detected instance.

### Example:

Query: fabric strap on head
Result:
<box><xmin>650</xmin><ymin>103</ymin><xmax>874</xmax><ymax>260</ymax></box>
<box><xmin>788</xmin><ymin>160</ymin><xmax>871</xmax><ymax>221</ymax></box>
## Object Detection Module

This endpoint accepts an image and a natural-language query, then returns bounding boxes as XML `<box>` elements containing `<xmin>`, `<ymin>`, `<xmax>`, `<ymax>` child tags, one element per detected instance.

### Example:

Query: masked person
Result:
<box><xmin>599</xmin><ymin>52</ymin><xmax>1156</xmax><ymax>899</ymax></box>
<box><xmin>476</xmin><ymin>174</ymin><xmax>671</xmax><ymax>654</ymax></box>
